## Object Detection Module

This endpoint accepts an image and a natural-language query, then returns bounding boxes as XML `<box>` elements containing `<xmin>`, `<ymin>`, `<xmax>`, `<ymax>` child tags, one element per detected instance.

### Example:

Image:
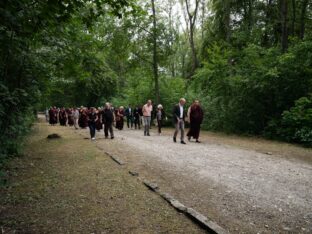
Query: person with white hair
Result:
<box><xmin>172</xmin><ymin>98</ymin><xmax>187</xmax><ymax>144</ymax></box>
<box><xmin>156</xmin><ymin>104</ymin><xmax>166</xmax><ymax>135</ymax></box>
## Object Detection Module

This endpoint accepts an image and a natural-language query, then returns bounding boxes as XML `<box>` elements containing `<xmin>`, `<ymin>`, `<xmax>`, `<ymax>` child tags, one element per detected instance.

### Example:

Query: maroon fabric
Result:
<box><xmin>95</xmin><ymin>112</ymin><xmax>102</xmax><ymax>130</ymax></box>
<box><xmin>49</xmin><ymin>108</ymin><xmax>57</xmax><ymax>125</ymax></box>
<box><xmin>115</xmin><ymin>109</ymin><xmax>124</xmax><ymax>130</ymax></box>
<box><xmin>79</xmin><ymin>110</ymin><xmax>88</xmax><ymax>128</ymax></box>
<box><xmin>59</xmin><ymin>109</ymin><xmax>67</xmax><ymax>126</ymax></box>
<box><xmin>187</xmin><ymin>104</ymin><xmax>204</xmax><ymax>140</ymax></box>
<box><xmin>67</xmin><ymin>109</ymin><xmax>74</xmax><ymax>126</ymax></box>
<box><xmin>189</xmin><ymin>105</ymin><xmax>203</xmax><ymax>124</ymax></box>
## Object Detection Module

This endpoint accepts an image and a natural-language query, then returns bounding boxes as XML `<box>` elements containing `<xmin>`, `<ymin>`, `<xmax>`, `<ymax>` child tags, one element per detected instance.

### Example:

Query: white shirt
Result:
<box><xmin>179</xmin><ymin>104</ymin><xmax>183</xmax><ymax>118</ymax></box>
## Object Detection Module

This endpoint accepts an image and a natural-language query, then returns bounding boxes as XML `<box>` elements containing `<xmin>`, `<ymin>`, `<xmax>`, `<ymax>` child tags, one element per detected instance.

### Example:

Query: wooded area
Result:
<box><xmin>1</xmin><ymin>0</ymin><xmax>312</xmax><ymax>166</ymax></box>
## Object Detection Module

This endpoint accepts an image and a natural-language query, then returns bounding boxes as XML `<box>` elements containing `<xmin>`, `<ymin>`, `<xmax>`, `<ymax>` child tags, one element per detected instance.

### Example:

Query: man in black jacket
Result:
<box><xmin>125</xmin><ymin>104</ymin><xmax>133</xmax><ymax>129</ymax></box>
<box><xmin>102</xmin><ymin>102</ymin><xmax>115</xmax><ymax>139</ymax></box>
<box><xmin>172</xmin><ymin>98</ymin><xmax>187</xmax><ymax>144</ymax></box>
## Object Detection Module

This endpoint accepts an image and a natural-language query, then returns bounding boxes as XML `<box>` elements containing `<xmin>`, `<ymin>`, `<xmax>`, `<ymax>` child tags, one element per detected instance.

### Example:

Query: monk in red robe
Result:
<box><xmin>49</xmin><ymin>107</ymin><xmax>56</xmax><ymax>125</ymax></box>
<box><xmin>115</xmin><ymin>106</ymin><xmax>124</xmax><ymax>130</ymax></box>
<box><xmin>95</xmin><ymin>108</ymin><xmax>103</xmax><ymax>131</ymax></box>
<box><xmin>59</xmin><ymin>107</ymin><xmax>67</xmax><ymax>126</ymax></box>
<box><xmin>67</xmin><ymin>108</ymin><xmax>74</xmax><ymax>126</ymax></box>
<box><xmin>187</xmin><ymin>100</ymin><xmax>204</xmax><ymax>143</ymax></box>
<box><xmin>79</xmin><ymin>107</ymin><xmax>88</xmax><ymax>128</ymax></box>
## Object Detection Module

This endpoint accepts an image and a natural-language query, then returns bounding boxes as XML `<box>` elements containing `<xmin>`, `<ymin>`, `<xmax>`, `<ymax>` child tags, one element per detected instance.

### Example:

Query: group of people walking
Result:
<box><xmin>46</xmin><ymin>98</ymin><xmax>204</xmax><ymax>144</ymax></box>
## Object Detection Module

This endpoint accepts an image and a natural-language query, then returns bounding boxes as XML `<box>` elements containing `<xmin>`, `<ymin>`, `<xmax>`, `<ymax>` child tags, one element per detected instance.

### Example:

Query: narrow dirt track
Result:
<box><xmin>79</xmin><ymin>125</ymin><xmax>312</xmax><ymax>233</ymax></box>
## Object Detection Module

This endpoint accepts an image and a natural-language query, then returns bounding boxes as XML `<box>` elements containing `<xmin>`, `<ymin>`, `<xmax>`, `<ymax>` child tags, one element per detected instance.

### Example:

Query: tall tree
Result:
<box><xmin>280</xmin><ymin>0</ymin><xmax>288</xmax><ymax>52</ymax></box>
<box><xmin>151</xmin><ymin>0</ymin><xmax>160</xmax><ymax>104</ymax></box>
<box><xmin>182</xmin><ymin>0</ymin><xmax>200</xmax><ymax>77</ymax></box>
<box><xmin>299</xmin><ymin>0</ymin><xmax>309</xmax><ymax>39</ymax></box>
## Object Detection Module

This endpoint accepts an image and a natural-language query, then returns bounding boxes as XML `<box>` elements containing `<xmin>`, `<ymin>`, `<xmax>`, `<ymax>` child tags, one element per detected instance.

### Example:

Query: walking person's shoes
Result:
<box><xmin>147</xmin><ymin>133</ymin><xmax>150</xmax><ymax>136</ymax></box>
<box><xmin>111</xmin><ymin>136</ymin><xmax>114</xmax><ymax>139</ymax></box>
<box><xmin>91</xmin><ymin>137</ymin><xmax>96</xmax><ymax>141</ymax></box>
<box><xmin>181</xmin><ymin>141</ymin><xmax>186</xmax><ymax>144</ymax></box>
<box><xmin>173</xmin><ymin>137</ymin><xmax>177</xmax><ymax>143</ymax></box>
<box><xmin>196</xmin><ymin>140</ymin><xmax>201</xmax><ymax>143</ymax></box>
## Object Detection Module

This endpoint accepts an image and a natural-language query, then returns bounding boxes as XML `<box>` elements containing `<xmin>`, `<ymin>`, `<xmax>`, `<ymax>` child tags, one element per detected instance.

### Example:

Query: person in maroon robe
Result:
<box><xmin>115</xmin><ymin>106</ymin><xmax>124</xmax><ymax>130</ymax></box>
<box><xmin>95</xmin><ymin>108</ymin><xmax>103</xmax><ymax>131</ymax></box>
<box><xmin>67</xmin><ymin>108</ymin><xmax>74</xmax><ymax>126</ymax></box>
<box><xmin>48</xmin><ymin>107</ymin><xmax>56</xmax><ymax>125</ymax></box>
<box><xmin>187</xmin><ymin>100</ymin><xmax>204</xmax><ymax>143</ymax></box>
<box><xmin>79</xmin><ymin>107</ymin><xmax>88</xmax><ymax>128</ymax></box>
<box><xmin>59</xmin><ymin>107</ymin><xmax>67</xmax><ymax>126</ymax></box>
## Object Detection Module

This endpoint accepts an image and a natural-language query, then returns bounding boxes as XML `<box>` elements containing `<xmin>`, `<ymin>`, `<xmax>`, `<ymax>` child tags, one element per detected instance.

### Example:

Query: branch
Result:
<box><xmin>131</xmin><ymin>51</ymin><xmax>153</xmax><ymax>65</ymax></box>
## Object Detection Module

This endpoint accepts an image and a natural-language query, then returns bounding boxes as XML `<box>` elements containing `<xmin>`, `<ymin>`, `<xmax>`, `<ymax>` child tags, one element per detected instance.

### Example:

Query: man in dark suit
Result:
<box><xmin>125</xmin><ymin>104</ymin><xmax>133</xmax><ymax>129</ymax></box>
<box><xmin>102</xmin><ymin>102</ymin><xmax>115</xmax><ymax>139</ymax></box>
<box><xmin>172</xmin><ymin>98</ymin><xmax>187</xmax><ymax>144</ymax></box>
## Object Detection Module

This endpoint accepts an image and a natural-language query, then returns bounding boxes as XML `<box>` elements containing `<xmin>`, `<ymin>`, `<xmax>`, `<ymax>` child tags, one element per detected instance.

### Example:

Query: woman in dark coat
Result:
<box><xmin>187</xmin><ymin>100</ymin><xmax>204</xmax><ymax>143</ymax></box>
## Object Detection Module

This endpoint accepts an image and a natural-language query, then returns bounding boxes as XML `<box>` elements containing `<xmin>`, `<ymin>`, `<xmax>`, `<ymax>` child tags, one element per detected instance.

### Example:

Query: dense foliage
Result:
<box><xmin>1</xmin><ymin>0</ymin><xmax>312</xmax><ymax>175</ymax></box>
<box><xmin>0</xmin><ymin>0</ymin><xmax>136</xmax><ymax>176</ymax></box>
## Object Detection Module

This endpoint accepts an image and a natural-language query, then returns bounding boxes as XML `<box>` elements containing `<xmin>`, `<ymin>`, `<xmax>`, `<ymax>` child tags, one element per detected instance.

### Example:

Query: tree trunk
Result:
<box><xmin>299</xmin><ymin>0</ymin><xmax>308</xmax><ymax>39</ymax></box>
<box><xmin>280</xmin><ymin>0</ymin><xmax>288</xmax><ymax>52</ymax></box>
<box><xmin>222</xmin><ymin>0</ymin><xmax>231</xmax><ymax>42</ymax></box>
<box><xmin>262</xmin><ymin>0</ymin><xmax>273</xmax><ymax>46</ymax></box>
<box><xmin>291</xmin><ymin>0</ymin><xmax>296</xmax><ymax>36</ymax></box>
<box><xmin>151</xmin><ymin>0</ymin><xmax>160</xmax><ymax>104</ymax></box>
<box><xmin>184</xmin><ymin>0</ymin><xmax>200</xmax><ymax>77</ymax></box>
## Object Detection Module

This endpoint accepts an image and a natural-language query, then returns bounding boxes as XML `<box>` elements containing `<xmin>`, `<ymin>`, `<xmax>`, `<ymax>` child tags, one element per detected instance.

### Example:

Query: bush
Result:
<box><xmin>0</xmin><ymin>84</ymin><xmax>36</xmax><ymax>171</ymax></box>
<box><xmin>278</xmin><ymin>96</ymin><xmax>312</xmax><ymax>146</ymax></box>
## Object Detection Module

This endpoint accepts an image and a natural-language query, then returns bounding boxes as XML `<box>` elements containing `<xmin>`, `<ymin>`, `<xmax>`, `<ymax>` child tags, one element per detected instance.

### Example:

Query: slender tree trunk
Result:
<box><xmin>280</xmin><ymin>0</ymin><xmax>288</xmax><ymax>52</ymax></box>
<box><xmin>184</xmin><ymin>0</ymin><xmax>200</xmax><ymax>77</ymax></box>
<box><xmin>262</xmin><ymin>0</ymin><xmax>272</xmax><ymax>46</ymax></box>
<box><xmin>201</xmin><ymin>0</ymin><xmax>205</xmax><ymax>40</ymax></box>
<box><xmin>151</xmin><ymin>0</ymin><xmax>160</xmax><ymax>104</ymax></box>
<box><xmin>224</xmin><ymin>1</ymin><xmax>231</xmax><ymax>42</ymax></box>
<box><xmin>189</xmin><ymin>24</ymin><xmax>199</xmax><ymax>73</ymax></box>
<box><xmin>247</xmin><ymin>0</ymin><xmax>253</xmax><ymax>31</ymax></box>
<box><xmin>291</xmin><ymin>0</ymin><xmax>296</xmax><ymax>36</ymax></box>
<box><xmin>299</xmin><ymin>0</ymin><xmax>308</xmax><ymax>39</ymax></box>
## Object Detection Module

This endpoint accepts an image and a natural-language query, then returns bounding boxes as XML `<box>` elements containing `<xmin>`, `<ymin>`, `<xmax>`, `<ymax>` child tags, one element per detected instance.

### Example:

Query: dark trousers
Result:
<box><xmin>187</xmin><ymin>122</ymin><xmax>201</xmax><ymax>140</ymax></box>
<box><xmin>127</xmin><ymin>116</ymin><xmax>133</xmax><ymax>128</ymax></box>
<box><xmin>157</xmin><ymin>119</ymin><xmax>162</xmax><ymax>133</ymax></box>
<box><xmin>89</xmin><ymin>122</ymin><xmax>96</xmax><ymax>138</ymax></box>
<box><xmin>134</xmin><ymin>116</ymin><xmax>140</xmax><ymax>129</ymax></box>
<box><xmin>104</xmin><ymin>122</ymin><xmax>114</xmax><ymax>138</ymax></box>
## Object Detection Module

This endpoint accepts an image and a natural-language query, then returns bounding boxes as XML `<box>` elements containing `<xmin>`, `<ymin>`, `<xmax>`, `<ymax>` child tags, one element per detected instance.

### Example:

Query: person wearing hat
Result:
<box><xmin>156</xmin><ymin>104</ymin><xmax>166</xmax><ymax>135</ymax></box>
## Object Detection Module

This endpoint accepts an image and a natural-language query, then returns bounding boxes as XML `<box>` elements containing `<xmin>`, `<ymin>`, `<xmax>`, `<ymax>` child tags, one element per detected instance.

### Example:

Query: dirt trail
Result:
<box><xmin>80</xmin><ymin>126</ymin><xmax>312</xmax><ymax>234</ymax></box>
<box><xmin>0</xmin><ymin>118</ymin><xmax>204</xmax><ymax>233</ymax></box>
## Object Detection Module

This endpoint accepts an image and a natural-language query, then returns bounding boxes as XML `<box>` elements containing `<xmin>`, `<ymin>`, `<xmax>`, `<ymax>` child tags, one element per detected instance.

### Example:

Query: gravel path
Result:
<box><xmin>81</xmin><ymin>127</ymin><xmax>312</xmax><ymax>233</ymax></box>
